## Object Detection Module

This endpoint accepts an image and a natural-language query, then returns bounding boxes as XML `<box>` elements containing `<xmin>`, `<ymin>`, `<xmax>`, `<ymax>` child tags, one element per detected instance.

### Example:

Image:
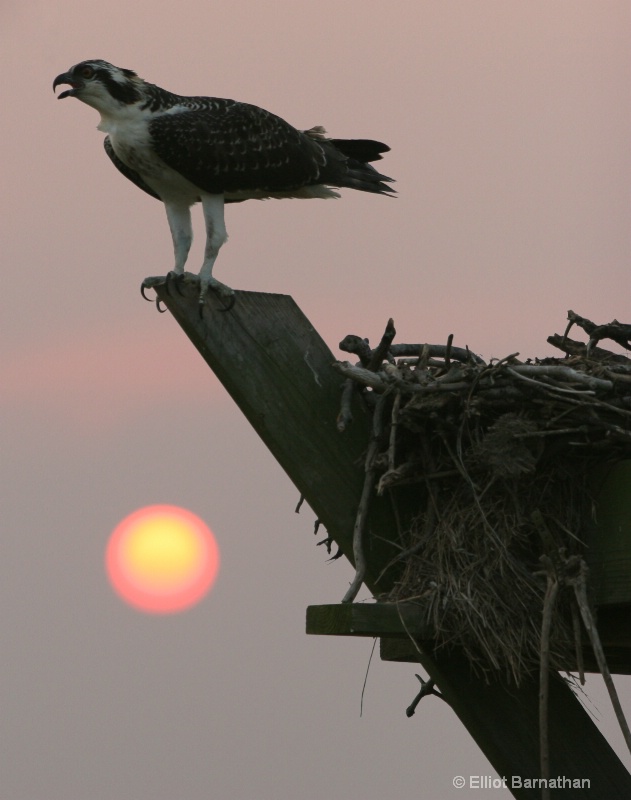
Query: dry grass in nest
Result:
<box><xmin>385</xmin><ymin>423</ymin><xmax>588</xmax><ymax>683</ymax></box>
<box><xmin>334</xmin><ymin>311</ymin><xmax>631</xmax><ymax>684</ymax></box>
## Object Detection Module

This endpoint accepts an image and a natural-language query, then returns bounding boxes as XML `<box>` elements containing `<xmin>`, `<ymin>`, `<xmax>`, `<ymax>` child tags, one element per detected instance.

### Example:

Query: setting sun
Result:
<box><xmin>106</xmin><ymin>505</ymin><xmax>220</xmax><ymax>613</ymax></box>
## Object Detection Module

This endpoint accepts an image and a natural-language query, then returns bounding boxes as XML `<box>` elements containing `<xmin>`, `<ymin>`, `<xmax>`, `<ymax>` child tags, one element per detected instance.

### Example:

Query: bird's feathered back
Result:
<box><xmin>54</xmin><ymin>59</ymin><xmax>394</xmax><ymax>201</ymax></box>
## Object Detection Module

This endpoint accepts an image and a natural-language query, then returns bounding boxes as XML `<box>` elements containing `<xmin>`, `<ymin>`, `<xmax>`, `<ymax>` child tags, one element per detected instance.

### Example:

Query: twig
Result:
<box><xmin>490</xmin><ymin>352</ymin><xmax>521</xmax><ymax>367</ymax></box>
<box><xmin>512</xmin><ymin>426</ymin><xmax>589</xmax><ymax>439</ymax></box>
<box><xmin>389</xmin><ymin>343</ymin><xmax>485</xmax><ymax>365</ymax></box>
<box><xmin>360</xmin><ymin>638</ymin><xmax>377</xmax><ymax>717</ymax></box>
<box><xmin>565</xmin><ymin>310</ymin><xmax>631</xmax><ymax>352</ymax></box>
<box><xmin>417</xmin><ymin>343</ymin><xmax>431</xmax><ymax>370</ymax></box>
<box><xmin>571</xmin><ymin>602</ymin><xmax>585</xmax><ymax>685</ymax></box>
<box><xmin>367</xmin><ymin>318</ymin><xmax>397</xmax><ymax>371</ymax></box>
<box><xmin>337</xmin><ymin>378</ymin><xmax>355</xmax><ymax>432</ymax></box>
<box><xmin>505</xmin><ymin>367</ymin><xmax>597</xmax><ymax>397</ymax></box>
<box><xmin>564</xmin><ymin>310</ymin><xmax>598</xmax><ymax>341</ymax></box>
<box><xmin>444</xmin><ymin>333</ymin><xmax>454</xmax><ymax>368</ymax></box>
<box><xmin>547</xmin><ymin>333</ymin><xmax>631</xmax><ymax>364</ymax></box>
<box><xmin>603</xmin><ymin>368</ymin><xmax>631</xmax><ymax>383</ymax></box>
<box><xmin>587</xmin><ymin>323</ymin><xmax>631</xmax><ymax>353</ymax></box>
<box><xmin>406</xmin><ymin>674</ymin><xmax>444</xmax><ymax>717</ymax></box>
<box><xmin>394</xmin><ymin>603</ymin><xmax>449</xmax><ymax>715</ymax></box>
<box><xmin>342</xmin><ymin>393</ymin><xmax>388</xmax><ymax>603</ymax></box>
<box><xmin>338</xmin><ymin>335</ymin><xmax>372</xmax><ymax>366</ymax></box>
<box><xmin>567</xmin><ymin>558</ymin><xmax>631</xmax><ymax>757</ymax></box>
<box><xmin>377</xmin><ymin>464</ymin><xmax>460</xmax><ymax>493</ymax></box>
<box><xmin>333</xmin><ymin>361</ymin><xmax>388</xmax><ymax>391</ymax></box>
<box><xmin>387</xmin><ymin>391</ymin><xmax>401</xmax><ymax>473</ymax></box>
<box><xmin>509</xmin><ymin>364</ymin><xmax>613</xmax><ymax>392</ymax></box>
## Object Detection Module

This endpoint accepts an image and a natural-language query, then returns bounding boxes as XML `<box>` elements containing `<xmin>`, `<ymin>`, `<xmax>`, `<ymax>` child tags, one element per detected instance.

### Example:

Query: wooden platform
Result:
<box><xmin>154</xmin><ymin>282</ymin><xmax>631</xmax><ymax>799</ymax></box>
<box><xmin>306</xmin><ymin>601</ymin><xmax>631</xmax><ymax>675</ymax></box>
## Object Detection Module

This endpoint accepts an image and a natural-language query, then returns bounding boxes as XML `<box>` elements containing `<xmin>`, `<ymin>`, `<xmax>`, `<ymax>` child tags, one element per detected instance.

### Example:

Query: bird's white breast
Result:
<box><xmin>100</xmin><ymin>105</ymin><xmax>203</xmax><ymax>204</ymax></box>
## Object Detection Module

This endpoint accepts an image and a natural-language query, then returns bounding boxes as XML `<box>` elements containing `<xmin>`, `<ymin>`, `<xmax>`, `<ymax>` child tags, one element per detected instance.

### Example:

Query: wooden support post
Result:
<box><xmin>154</xmin><ymin>284</ymin><xmax>631</xmax><ymax>799</ymax></box>
<box><xmin>586</xmin><ymin>462</ymin><xmax>631</xmax><ymax>606</ymax></box>
<box><xmin>153</xmin><ymin>286</ymin><xmax>402</xmax><ymax>581</ymax></box>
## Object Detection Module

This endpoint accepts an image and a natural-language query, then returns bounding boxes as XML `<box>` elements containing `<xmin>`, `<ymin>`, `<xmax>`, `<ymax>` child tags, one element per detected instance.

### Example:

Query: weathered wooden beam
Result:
<box><xmin>306</xmin><ymin>602</ymin><xmax>433</xmax><ymax>639</ymax></box>
<box><xmin>403</xmin><ymin>649</ymin><xmax>631</xmax><ymax>798</ymax></box>
<box><xmin>153</xmin><ymin>285</ymin><xmax>402</xmax><ymax>586</ymax></box>
<box><xmin>306</xmin><ymin>602</ymin><xmax>631</xmax><ymax>674</ymax></box>
<box><xmin>597</xmin><ymin>605</ymin><xmax>631</xmax><ymax>648</ymax></box>
<box><xmin>155</xmin><ymin>284</ymin><xmax>631</xmax><ymax>799</ymax></box>
<box><xmin>586</xmin><ymin>462</ymin><xmax>631</xmax><ymax>606</ymax></box>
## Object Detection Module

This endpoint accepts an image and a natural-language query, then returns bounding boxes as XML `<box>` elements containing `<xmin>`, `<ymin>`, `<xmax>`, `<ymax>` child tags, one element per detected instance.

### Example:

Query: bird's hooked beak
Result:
<box><xmin>53</xmin><ymin>72</ymin><xmax>82</xmax><ymax>99</ymax></box>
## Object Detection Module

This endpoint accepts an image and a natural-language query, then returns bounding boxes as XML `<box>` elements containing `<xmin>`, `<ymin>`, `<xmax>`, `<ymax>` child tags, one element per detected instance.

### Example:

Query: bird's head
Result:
<box><xmin>53</xmin><ymin>60</ymin><xmax>143</xmax><ymax>112</ymax></box>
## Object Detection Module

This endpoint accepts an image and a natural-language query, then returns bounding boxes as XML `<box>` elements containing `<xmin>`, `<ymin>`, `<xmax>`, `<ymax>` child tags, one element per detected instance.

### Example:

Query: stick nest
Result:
<box><xmin>334</xmin><ymin>311</ymin><xmax>631</xmax><ymax>683</ymax></box>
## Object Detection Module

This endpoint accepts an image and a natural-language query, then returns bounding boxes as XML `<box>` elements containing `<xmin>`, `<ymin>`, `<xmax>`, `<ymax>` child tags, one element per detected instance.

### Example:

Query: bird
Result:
<box><xmin>53</xmin><ymin>59</ymin><xmax>395</xmax><ymax>313</ymax></box>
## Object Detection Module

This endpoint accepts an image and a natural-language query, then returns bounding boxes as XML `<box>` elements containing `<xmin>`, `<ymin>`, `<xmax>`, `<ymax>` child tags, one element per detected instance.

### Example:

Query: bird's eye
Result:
<box><xmin>80</xmin><ymin>66</ymin><xmax>95</xmax><ymax>79</ymax></box>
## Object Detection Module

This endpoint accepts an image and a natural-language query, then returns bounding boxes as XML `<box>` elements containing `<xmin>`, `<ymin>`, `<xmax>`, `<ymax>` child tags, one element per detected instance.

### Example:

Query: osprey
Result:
<box><xmin>53</xmin><ymin>59</ymin><xmax>395</xmax><ymax>313</ymax></box>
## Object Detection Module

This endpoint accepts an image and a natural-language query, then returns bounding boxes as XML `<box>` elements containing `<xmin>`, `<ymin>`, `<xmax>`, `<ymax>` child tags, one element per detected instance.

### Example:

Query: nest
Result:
<box><xmin>334</xmin><ymin>311</ymin><xmax>631</xmax><ymax>684</ymax></box>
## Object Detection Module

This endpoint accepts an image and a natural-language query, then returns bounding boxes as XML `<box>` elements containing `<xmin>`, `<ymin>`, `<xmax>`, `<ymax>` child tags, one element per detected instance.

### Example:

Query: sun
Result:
<box><xmin>106</xmin><ymin>505</ymin><xmax>220</xmax><ymax>613</ymax></box>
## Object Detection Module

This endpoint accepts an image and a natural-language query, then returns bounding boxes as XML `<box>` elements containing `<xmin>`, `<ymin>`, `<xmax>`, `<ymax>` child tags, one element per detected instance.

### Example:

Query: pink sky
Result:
<box><xmin>2</xmin><ymin>2</ymin><xmax>630</xmax><ymax>798</ymax></box>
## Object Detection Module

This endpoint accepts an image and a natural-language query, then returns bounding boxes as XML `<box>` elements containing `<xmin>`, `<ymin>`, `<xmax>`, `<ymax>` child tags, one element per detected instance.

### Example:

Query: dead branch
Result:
<box><xmin>336</xmin><ymin>378</ymin><xmax>355</xmax><ymax>432</ymax></box>
<box><xmin>406</xmin><ymin>674</ymin><xmax>445</xmax><ymax>717</ymax></box>
<box><xmin>567</xmin><ymin>558</ymin><xmax>631</xmax><ymax>757</ymax></box>
<box><xmin>565</xmin><ymin>310</ymin><xmax>631</xmax><ymax>352</ymax></box>
<box><xmin>367</xmin><ymin>318</ymin><xmax>397</xmax><ymax>371</ymax></box>
<box><xmin>342</xmin><ymin>393</ymin><xmax>388</xmax><ymax>603</ymax></box>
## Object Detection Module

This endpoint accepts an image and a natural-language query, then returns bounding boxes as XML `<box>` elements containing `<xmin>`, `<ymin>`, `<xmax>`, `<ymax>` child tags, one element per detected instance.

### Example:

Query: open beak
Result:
<box><xmin>53</xmin><ymin>72</ymin><xmax>83</xmax><ymax>99</ymax></box>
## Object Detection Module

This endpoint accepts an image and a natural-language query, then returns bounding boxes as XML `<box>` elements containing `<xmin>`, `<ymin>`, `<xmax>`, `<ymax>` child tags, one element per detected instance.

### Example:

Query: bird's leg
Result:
<box><xmin>198</xmin><ymin>194</ymin><xmax>234</xmax><ymax>314</ymax></box>
<box><xmin>141</xmin><ymin>203</ymin><xmax>193</xmax><ymax>303</ymax></box>
<box><xmin>165</xmin><ymin>203</ymin><xmax>193</xmax><ymax>295</ymax></box>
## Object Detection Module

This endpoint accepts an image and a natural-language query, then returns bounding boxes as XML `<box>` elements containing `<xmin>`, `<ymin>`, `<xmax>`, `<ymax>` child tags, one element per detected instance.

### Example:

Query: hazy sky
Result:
<box><xmin>2</xmin><ymin>2</ymin><xmax>631</xmax><ymax>798</ymax></box>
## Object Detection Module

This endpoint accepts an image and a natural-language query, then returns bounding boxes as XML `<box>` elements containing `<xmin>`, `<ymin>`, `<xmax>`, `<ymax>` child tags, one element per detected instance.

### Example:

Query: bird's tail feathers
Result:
<box><xmin>330</xmin><ymin>138</ymin><xmax>390</xmax><ymax>163</ymax></box>
<box><xmin>338</xmin><ymin>162</ymin><xmax>396</xmax><ymax>195</ymax></box>
<box><xmin>304</xmin><ymin>129</ymin><xmax>395</xmax><ymax>196</ymax></box>
<box><xmin>330</xmin><ymin>145</ymin><xmax>395</xmax><ymax>196</ymax></box>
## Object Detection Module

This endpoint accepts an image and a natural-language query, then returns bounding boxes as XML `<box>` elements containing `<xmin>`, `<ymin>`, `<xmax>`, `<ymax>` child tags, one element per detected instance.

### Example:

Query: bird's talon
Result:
<box><xmin>140</xmin><ymin>283</ymin><xmax>154</xmax><ymax>302</ymax></box>
<box><xmin>156</xmin><ymin>298</ymin><xmax>167</xmax><ymax>313</ymax></box>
